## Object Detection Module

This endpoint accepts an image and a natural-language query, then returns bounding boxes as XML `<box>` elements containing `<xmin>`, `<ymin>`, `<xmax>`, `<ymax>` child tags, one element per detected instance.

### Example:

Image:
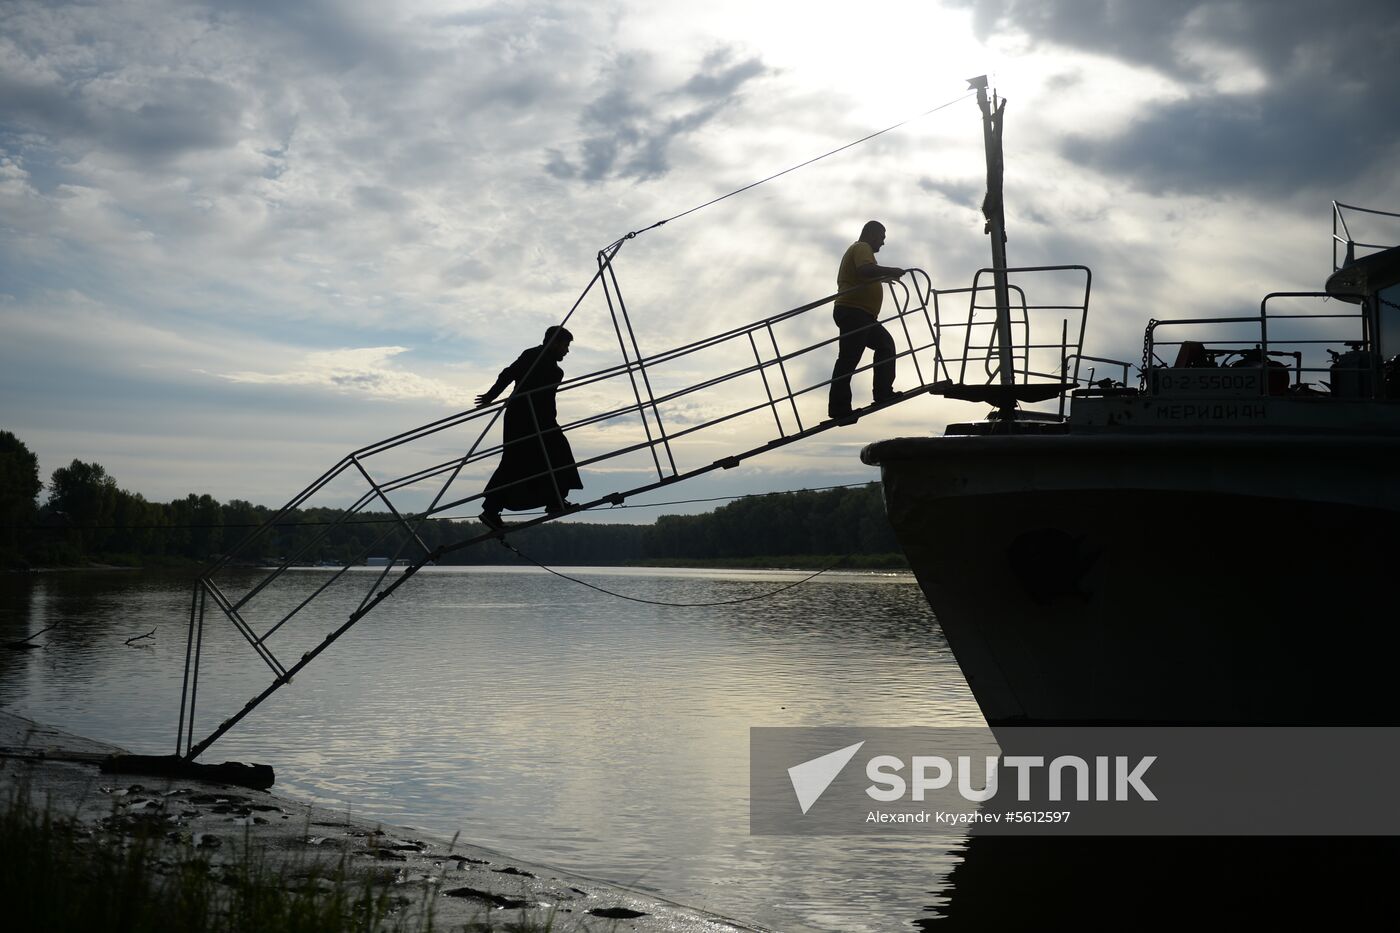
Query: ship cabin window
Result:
<box><xmin>1380</xmin><ymin>283</ymin><xmax>1400</xmax><ymax>362</ymax></box>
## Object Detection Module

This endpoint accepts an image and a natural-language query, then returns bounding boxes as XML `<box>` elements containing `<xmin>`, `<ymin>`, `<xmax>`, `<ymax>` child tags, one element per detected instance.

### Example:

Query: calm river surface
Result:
<box><xmin>1</xmin><ymin>566</ymin><xmax>985</xmax><ymax>932</ymax></box>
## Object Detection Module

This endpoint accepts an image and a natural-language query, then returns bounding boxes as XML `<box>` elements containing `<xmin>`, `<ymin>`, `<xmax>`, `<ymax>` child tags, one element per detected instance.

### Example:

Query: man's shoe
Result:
<box><xmin>872</xmin><ymin>389</ymin><xmax>899</xmax><ymax>405</ymax></box>
<box><xmin>479</xmin><ymin>510</ymin><xmax>505</xmax><ymax>532</ymax></box>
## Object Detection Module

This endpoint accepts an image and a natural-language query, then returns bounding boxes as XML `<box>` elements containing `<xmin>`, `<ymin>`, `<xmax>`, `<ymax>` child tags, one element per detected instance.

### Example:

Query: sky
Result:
<box><xmin>3</xmin><ymin>0</ymin><xmax>1399</xmax><ymax>524</ymax></box>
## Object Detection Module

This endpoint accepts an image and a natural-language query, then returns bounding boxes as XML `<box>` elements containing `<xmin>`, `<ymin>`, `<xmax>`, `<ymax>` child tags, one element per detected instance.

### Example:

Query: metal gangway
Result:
<box><xmin>174</xmin><ymin>248</ymin><xmax>1091</xmax><ymax>761</ymax></box>
<box><xmin>174</xmin><ymin>78</ymin><xmax>1093</xmax><ymax>760</ymax></box>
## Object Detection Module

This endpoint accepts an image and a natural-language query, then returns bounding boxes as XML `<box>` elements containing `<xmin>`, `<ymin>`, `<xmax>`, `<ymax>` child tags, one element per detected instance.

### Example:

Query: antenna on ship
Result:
<box><xmin>927</xmin><ymin>79</ymin><xmax>1085</xmax><ymax>424</ymax></box>
<box><xmin>968</xmin><ymin>75</ymin><xmax>1016</xmax><ymax>396</ymax></box>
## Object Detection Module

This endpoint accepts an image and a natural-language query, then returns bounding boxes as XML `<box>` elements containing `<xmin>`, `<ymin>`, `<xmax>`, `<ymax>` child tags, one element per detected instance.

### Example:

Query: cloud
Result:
<box><xmin>221</xmin><ymin>346</ymin><xmax>472</xmax><ymax>405</ymax></box>
<box><xmin>545</xmin><ymin>48</ymin><xmax>770</xmax><ymax>182</ymax></box>
<box><xmin>918</xmin><ymin>176</ymin><xmax>981</xmax><ymax>208</ymax></box>
<box><xmin>677</xmin><ymin>48</ymin><xmax>770</xmax><ymax>99</ymax></box>
<box><xmin>224</xmin><ymin>0</ymin><xmax>415</xmax><ymax>74</ymax></box>
<box><xmin>0</xmin><ymin>5</ymin><xmax>251</xmax><ymax>166</ymax></box>
<box><xmin>8</xmin><ymin>0</ymin><xmax>1372</xmax><ymax>516</ymax></box>
<box><xmin>0</xmin><ymin>0</ymin><xmax>619</xmax><ymax>344</ymax></box>
<box><xmin>953</xmin><ymin>0</ymin><xmax>1400</xmax><ymax>196</ymax></box>
<box><xmin>1060</xmin><ymin>86</ymin><xmax>1387</xmax><ymax>197</ymax></box>
<box><xmin>1</xmin><ymin>0</ymin><xmax>979</xmax><ymax>510</ymax></box>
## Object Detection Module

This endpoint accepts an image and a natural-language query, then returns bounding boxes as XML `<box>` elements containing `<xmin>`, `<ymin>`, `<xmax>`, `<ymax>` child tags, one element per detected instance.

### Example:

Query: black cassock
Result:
<box><xmin>482</xmin><ymin>345</ymin><xmax>582</xmax><ymax>512</ymax></box>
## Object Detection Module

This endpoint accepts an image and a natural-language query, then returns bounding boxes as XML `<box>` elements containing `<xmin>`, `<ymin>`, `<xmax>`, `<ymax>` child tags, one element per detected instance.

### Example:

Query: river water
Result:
<box><xmin>0</xmin><ymin>566</ymin><xmax>985</xmax><ymax>932</ymax></box>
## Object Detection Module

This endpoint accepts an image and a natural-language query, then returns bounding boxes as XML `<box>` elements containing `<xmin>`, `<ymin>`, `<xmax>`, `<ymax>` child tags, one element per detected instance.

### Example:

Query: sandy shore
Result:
<box><xmin>0</xmin><ymin>710</ymin><xmax>763</xmax><ymax>932</ymax></box>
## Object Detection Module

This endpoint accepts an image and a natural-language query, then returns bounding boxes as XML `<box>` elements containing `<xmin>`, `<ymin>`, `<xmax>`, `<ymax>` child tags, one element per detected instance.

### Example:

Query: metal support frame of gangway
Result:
<box><xmin>173</xmin><ymin>256</ymin><xmax>1091</xmax><ymax>762</ymax></box>
<box><xmin>175</xmin><ymin>77</ymin><xmax>1092</xmax><ymax>761</ymax></box>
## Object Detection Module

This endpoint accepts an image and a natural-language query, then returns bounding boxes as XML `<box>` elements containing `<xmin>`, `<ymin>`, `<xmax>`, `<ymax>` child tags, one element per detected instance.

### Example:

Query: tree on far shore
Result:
<box><xmin>47</xmin><ymin>459</ymin><xmax>120</xmax><ymax>555</ymax></box>
<box><xmin>0</xmin><ymin>431</ymin><xmax>42</xmax><ymax>563</ymax></box>
<box><xmin>1</xmin><ymin>428</ymin><xmax>901</xmax><ymax>568</ymax></box>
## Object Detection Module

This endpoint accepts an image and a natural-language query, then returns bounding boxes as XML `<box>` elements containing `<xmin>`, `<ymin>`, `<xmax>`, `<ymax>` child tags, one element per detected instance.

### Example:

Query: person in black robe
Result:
<box><xmin>475</xmin><ymin>325</ymin><xmax>582</xmax><ymax>529</ymax></box>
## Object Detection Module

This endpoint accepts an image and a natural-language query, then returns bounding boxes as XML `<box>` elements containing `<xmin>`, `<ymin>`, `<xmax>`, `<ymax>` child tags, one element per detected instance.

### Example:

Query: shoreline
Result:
<box><xmin>6</xmin><ymin>553</ymin><xmax>910</xmax><ymax>575</ymax></box>
<box><xmin>0</xmin><ymin>710</ymin><xmax>764</xmax><ymax>933</ymax></box>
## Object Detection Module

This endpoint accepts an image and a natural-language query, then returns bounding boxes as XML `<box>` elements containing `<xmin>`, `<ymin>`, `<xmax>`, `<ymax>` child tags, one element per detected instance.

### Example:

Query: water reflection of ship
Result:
<box><xmin>861</xmin><ymin>80</ymin><xmax>1400</xmax><ymax>925</ymax></box>
<box><xmin>917</xmin><ymin>835</ymin><xmax>1400</xmax><ymax>928</ymax></box>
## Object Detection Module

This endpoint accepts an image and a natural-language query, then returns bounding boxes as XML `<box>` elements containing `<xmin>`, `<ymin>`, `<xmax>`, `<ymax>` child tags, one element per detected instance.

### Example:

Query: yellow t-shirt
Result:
<box><xmin>836</xmin><ymin>241</ymin><xmax>882</xmax><ymax>317</ymax></box>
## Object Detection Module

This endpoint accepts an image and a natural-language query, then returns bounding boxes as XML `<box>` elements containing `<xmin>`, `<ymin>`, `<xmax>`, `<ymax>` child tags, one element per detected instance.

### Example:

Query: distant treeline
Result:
<box><xmin>1</xmin><ymin>431</ymin><xmax>903</xmax><ymax>569</ymax></box>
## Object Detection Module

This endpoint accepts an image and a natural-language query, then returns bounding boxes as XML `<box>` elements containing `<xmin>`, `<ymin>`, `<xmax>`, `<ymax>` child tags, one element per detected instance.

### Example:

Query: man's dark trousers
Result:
<box><xmin>829</xmin><ymin>303</ymin><xmax>895</xmax><ymax>416</ymax></box>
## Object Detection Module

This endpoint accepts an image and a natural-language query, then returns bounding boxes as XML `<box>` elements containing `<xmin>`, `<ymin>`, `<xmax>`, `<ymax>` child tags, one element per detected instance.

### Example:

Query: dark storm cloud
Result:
<box><xmin>546</xmin><ymin>49</ymin><xmax>770</xmax><ymax>183</ymax></box>
<box><xmin>953</xmin><ymin>0</ymin><xmax>1400</xmax><ymax>196</ymax></box>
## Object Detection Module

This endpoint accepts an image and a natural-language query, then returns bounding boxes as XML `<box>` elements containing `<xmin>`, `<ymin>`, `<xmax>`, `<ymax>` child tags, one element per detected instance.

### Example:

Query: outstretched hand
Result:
<box><xmin>474</xmin><ymin>393</ymin><xmax>493</xmax><ymax>407</ymax></box>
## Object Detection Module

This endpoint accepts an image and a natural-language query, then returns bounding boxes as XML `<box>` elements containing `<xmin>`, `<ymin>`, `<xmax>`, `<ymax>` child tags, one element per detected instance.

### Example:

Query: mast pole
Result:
<box><xmin>969</xmin><ymin>75</ymin><xmax>1015</xmax><ymax>387</ymax></box>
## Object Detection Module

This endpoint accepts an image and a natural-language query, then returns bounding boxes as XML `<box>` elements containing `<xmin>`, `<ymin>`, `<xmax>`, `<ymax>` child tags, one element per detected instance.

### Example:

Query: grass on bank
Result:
<box><xmin>1</xmin><ymin>784</ymin><xmax>417</xmax><ymax>933</ymax></box>
<box><xmin>0</xmin><ymin>785</ymin><xmax>608</xmax><ymax>933</ymax></box>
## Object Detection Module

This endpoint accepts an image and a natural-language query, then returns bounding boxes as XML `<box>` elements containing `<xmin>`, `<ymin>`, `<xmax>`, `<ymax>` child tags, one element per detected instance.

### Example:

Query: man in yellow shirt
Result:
<box><xmin>829</xmin><ymin>220</ymin><xmax>905</xmax><ymax>420</ymax></box>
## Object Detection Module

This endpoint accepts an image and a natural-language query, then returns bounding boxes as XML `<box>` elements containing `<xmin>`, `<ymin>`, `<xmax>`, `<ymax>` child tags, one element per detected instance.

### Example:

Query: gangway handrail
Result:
<box><xmin>208</xmin><ymin>277</ymin><xmax>917</xmax><ymax>583</ymax></box>
<box><xmin>244</xmin><ymin>275</ymin><xmax>940</xmax><ymax>535</ymax></box>
<box><xmin>176</xmin><ymin>257</ymin><xmax>1089</xmax><ymax>760</ymax></box>
<box><xmin>197</xmin><ymin>266</ymin><xmax>1081</xmax><ymax>654</ymax></box>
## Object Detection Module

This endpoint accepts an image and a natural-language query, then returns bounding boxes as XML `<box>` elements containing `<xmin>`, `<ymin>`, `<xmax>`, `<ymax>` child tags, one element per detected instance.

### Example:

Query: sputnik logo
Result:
<box><xmin>787</xmin><ymin>741</ymin><xmax>865</xmax><ymax>814</ymax></box>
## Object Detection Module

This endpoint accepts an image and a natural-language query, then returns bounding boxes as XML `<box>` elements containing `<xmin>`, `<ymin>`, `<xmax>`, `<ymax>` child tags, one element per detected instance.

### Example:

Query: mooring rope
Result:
<box><xmin>495</xmin><ymin>537</ymin><xmax>850</xmax><ymax>608</ymax></box>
